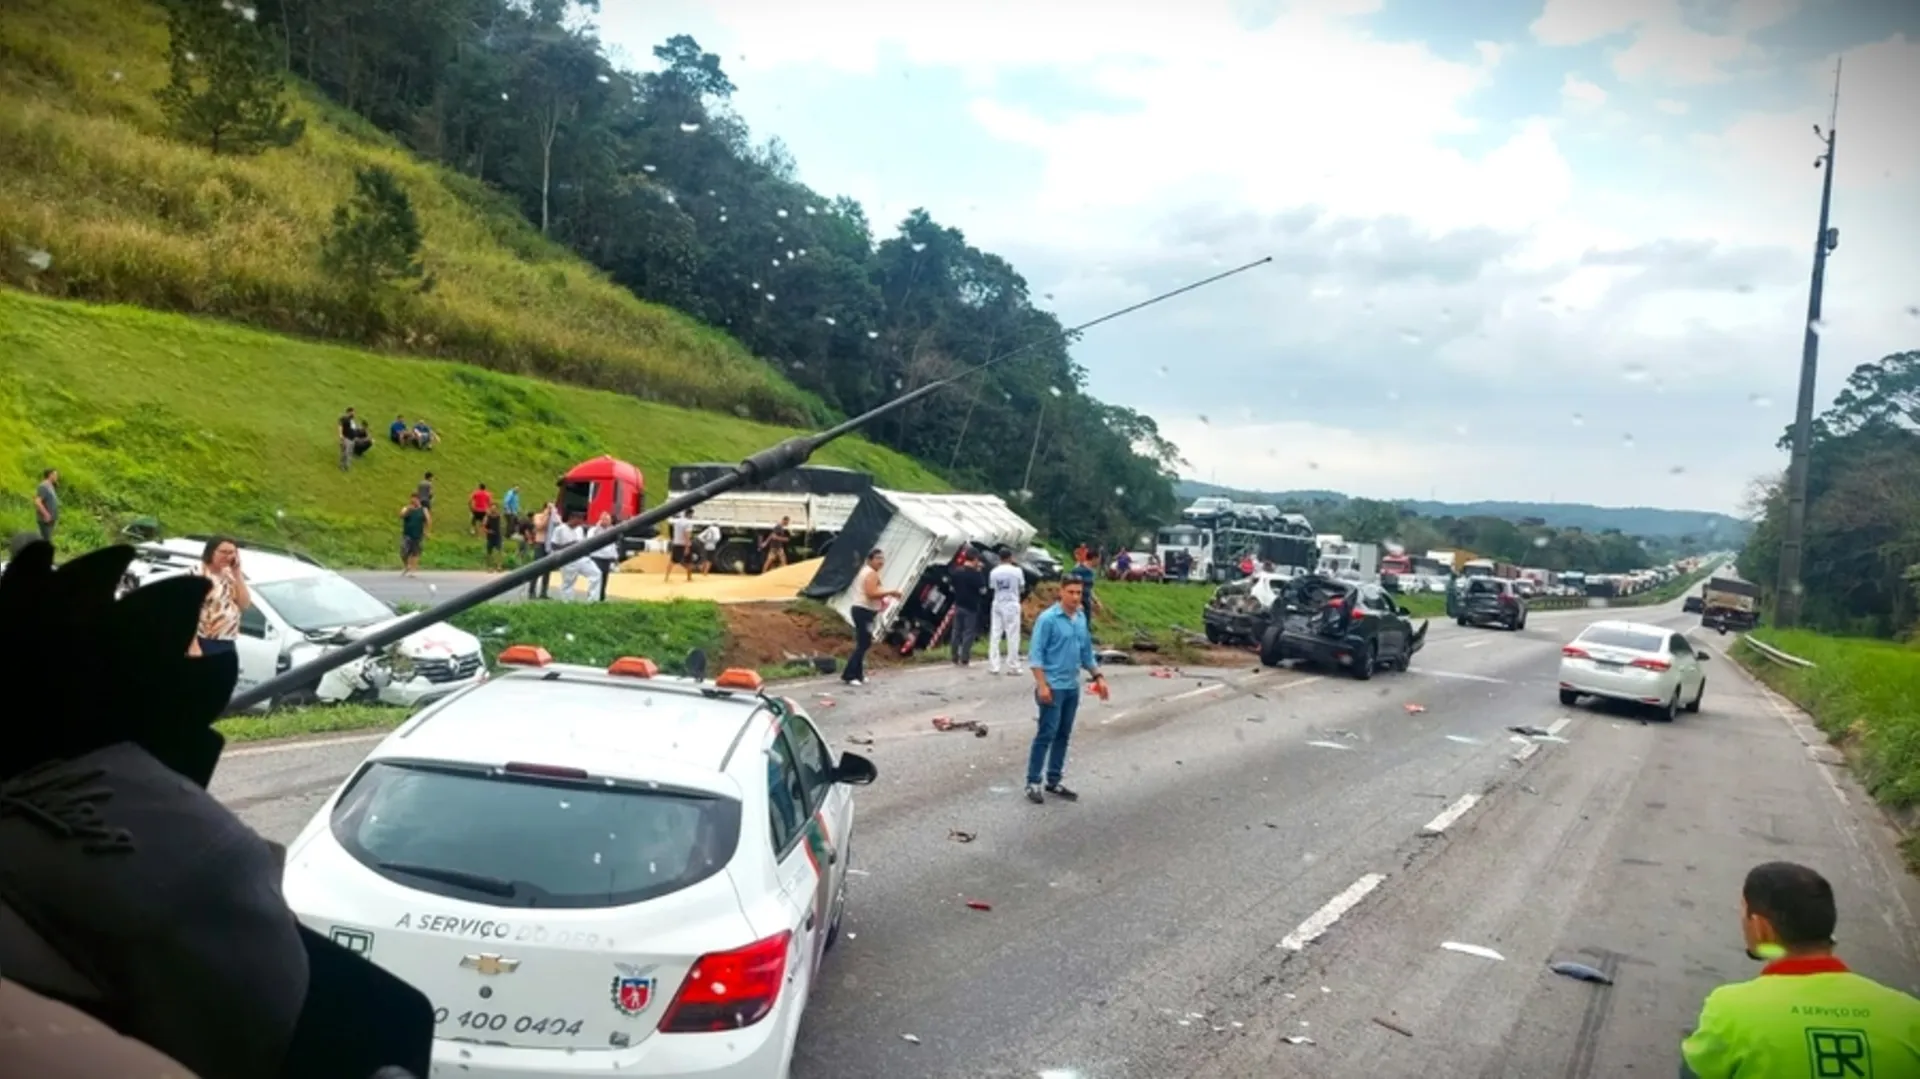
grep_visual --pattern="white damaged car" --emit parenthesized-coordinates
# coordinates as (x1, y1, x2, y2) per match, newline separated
(124, 537, 486, 711)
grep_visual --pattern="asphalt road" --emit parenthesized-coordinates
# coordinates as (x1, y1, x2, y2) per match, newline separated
(212, 596, 1920, 1078)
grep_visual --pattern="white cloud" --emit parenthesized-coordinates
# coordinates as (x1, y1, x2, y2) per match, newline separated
(1530, 0, 1803, 85)
(1654, 97, 1689, 114)
(1561, 73, 1609, 107)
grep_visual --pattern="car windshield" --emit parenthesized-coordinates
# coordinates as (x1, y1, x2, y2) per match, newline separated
(331, 761, 742, 909)
(254, 574, 396, 632)
(1467, 579, 1506, 595)
(1577, 626, 1665, 653)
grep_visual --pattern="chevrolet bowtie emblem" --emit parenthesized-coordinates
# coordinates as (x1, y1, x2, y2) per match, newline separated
(460, 953, 521, 976)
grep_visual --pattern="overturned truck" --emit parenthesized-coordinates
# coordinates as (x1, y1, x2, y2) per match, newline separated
(801, 489, 1038, 653)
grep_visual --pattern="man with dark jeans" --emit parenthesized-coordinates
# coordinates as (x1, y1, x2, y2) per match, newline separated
(842, 548, 900, 687)
(32, 468, 59, 543)
(1025, 577, 1104, 804)
(947, 553, 986, 666)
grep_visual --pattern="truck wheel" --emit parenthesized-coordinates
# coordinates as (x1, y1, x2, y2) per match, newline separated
(714, 538, 755, 574)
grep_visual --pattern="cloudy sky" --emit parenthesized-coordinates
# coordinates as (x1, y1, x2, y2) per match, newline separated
(595, 0, 1920, 514)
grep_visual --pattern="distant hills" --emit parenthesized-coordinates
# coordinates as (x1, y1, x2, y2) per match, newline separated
(1173, 480, 1752, 542)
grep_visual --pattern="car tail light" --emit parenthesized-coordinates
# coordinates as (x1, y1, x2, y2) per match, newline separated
(1561, 646, 1590, 659)
(1631, 657, 1671, 672)
(660, 931, 792, 1033)
(1499, 592, 1517, 606)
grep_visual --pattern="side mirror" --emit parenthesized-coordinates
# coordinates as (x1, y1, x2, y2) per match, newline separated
(1697, 652, 1712, 662)
(1397, 606, 1411, 617)
(833, 751, 878, 786)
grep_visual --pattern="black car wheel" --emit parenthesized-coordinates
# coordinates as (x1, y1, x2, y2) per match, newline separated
(1353, 642, 1376, 681)
(1259, 625, 1286, 668)
(1558, 688, 1579, 707)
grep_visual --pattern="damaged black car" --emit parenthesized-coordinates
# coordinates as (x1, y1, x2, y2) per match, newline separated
(1259, 574, 1428, 680)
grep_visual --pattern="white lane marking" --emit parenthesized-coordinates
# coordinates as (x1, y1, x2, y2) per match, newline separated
(1407, 668, 1508, 685)
(1512, 741, 1542, 764)
(1546, 716, 1572, 737)
(1421, 793, 1481, 835)
(1169, 683, 1227, 702)
(224, 732, 388, 758)
(1270, 675, 1325, 692)
(1460, 639, 1491, 650)
(1279, 873, 1388, 951)
(1306, 740, 1354, 751)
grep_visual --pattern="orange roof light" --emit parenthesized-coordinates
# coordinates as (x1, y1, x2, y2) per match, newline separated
(608, 656, 659, 679)
(498, 644, 553, 667)
(714, 668, 764, 692)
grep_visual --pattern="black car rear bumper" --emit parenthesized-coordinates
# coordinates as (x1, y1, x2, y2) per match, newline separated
(1270, 630, 1365, 668)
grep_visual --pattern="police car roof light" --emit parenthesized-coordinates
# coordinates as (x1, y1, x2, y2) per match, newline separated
(713, 668, 763, 692)
(607, 656, 659, 679)
(501, 762, 589, 780)
(498, 644, 552, 667)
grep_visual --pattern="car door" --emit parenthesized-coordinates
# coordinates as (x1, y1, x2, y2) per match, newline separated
(233, 600, 282, 699)
(1669, 634, 1703, 698)
(764, 727, 824, 1002)
(1361, 586, 1403, 657)
(782, 714, 850, 947)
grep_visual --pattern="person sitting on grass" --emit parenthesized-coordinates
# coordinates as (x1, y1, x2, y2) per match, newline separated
(412, 419, 437, 449)
(389, 414, 414, 446)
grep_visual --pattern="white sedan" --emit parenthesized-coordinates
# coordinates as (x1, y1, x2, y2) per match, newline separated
(281, 647, 877, 1078)
(1557, 619, 1709, 721)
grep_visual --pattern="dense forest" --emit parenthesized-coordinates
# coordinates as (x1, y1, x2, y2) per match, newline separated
(1276, 497, 1658, 574)
(240, 0, 1181, 542)
(1740, 349, 1920, 638)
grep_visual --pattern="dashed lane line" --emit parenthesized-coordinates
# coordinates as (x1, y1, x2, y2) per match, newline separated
(1420, 793, 1482, 836)
(1279, 872, 1389, 951)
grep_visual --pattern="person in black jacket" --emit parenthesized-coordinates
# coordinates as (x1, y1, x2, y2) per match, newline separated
(947, 551, 988, 666)
(0, 541, 433, 1079)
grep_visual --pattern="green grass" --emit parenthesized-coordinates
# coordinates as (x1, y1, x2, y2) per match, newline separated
(216, 701, 408, 742)
(1736, 629, 1920, 826)
(0, 0, 822, 425)
(448, 599, 728, 674)
(0, 290, 946, 565)
(1091, 580, 1216, 658)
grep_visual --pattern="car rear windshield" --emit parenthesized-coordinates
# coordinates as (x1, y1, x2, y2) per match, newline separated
(1466, 579, 1508, 594)
(331, 761, 742, 909)
(1576, 626, 1664, 652)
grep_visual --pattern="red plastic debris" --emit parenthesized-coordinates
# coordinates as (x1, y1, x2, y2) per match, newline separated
(1403, 703, 1427, 714)
(965, 899, 992, 911)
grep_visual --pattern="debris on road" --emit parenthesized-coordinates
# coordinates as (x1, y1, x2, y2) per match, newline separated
(947, 829, 976, 843)
(1403, 703, 1427, 714)
(1372, 1016, 1414, 1038)
(1245, 715, 1267, 723)
(1441, 942, 1506, 961)
(931, 716, 989, 737)
(901, 1034, 921, 1045)
(1149, 667, 1178, 679)
(1549, 960, 1614, 985)
(1283, 1036, 1315, 1046)
(846, 733, 875, 746)
(1508, 724, 1550, 737)
(964, 899, 992, 911)
(1306, 740, 1353, 751)
(1445, 734, 1483, 745)
(1328, 728, 1360, 741)
(1095, 648, 1133, 664)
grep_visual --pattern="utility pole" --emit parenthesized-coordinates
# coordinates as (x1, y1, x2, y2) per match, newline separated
(1775, 59, 1843, 629)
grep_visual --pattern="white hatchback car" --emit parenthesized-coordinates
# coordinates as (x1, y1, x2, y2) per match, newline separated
(1557, 619, 1709, 721)
(281, 648, 877, 1078)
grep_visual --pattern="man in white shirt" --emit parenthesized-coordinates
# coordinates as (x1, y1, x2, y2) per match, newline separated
(666, 511, 694, 581)
(549, 512, 601, 603)
(987, 548, 1027, 674)
(697, 523, 722, 575)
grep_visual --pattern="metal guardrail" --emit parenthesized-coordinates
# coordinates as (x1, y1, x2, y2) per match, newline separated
(1739, 634, 1817, 669)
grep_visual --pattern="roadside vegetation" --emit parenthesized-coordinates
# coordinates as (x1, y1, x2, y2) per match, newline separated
(1736, 630, 1920, 860)
(447, 599, 728, 673)
(215, 700, 407, 743)
(0, 290, 943, 566)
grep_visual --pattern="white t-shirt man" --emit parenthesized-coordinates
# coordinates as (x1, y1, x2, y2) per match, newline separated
(698, 525, 721, 553)
(988, 562, 1024, 609)
(670, 516, 693, 549)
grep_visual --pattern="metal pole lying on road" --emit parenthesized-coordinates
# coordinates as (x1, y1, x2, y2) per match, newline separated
(228, 256, 1275, 711)
(1775, 60, 1843, 630)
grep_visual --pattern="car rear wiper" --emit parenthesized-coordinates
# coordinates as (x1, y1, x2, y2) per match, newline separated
(378, 861, 520, 898)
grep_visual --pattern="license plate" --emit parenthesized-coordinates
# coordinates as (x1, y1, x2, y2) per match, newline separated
(1595, 659, 1624, 669)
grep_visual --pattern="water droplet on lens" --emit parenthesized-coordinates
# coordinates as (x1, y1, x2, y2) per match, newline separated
(1198, 414, 1211, 425)
(1113, 486, 1126, 496)
(642, 163, 657, 172)
(1809, 317, 1828, 335)
(1399, 328, 1422, 343)
(1669, 465, 1686, 475)
(776, 209, 789, 218)
(1453, 424, 1469, 437)
(867, 330, 880, 339)
(822, 316, 837, 326)
(1735, 283, 1755, 294)
(750, 281, 760, 290)
(1749, 393, 1771, 407)
(765, 293, 775, 301)
(911, 242, 927, 253)
(1017, 489, 1033, 500)
(1533, 536, 1550, 548)
(1049, 386, 1062, 397)
(1156, 365, 1169, 377)
(718, 214, 728, 223)
(735, 405, 750, 417)
(1538, 294, 1555, 305)
(771, 258, 781, 266)
(1386, 389, 1400, 401)
(1906, 304, 1919, 318)
(1306, 461, 1320, 471)
(19, 247, 52, 272)
(1622, 433, 1636, 448)
(679, 121, 700, 133)
(1571, 412, 1584, 425)
(1622, 363, 1649, 382)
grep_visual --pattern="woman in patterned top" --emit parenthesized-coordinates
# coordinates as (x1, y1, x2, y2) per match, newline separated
(188, 536, 251, 658)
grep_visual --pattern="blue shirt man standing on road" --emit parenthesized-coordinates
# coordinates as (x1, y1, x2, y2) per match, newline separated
(1026, 577, 1105, 805)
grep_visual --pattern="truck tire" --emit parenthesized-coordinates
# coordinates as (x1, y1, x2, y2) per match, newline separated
(714, 538, 755, 574)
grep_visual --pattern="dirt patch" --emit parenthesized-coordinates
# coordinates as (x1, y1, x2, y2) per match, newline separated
(719, 602, 848, 670)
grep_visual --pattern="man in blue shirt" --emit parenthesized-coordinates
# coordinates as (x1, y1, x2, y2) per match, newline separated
(1026, 577, 1105, 804)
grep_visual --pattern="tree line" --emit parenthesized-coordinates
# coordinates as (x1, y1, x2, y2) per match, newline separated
(1740, 349, 1920, 637)
(1288, 496, 1657, 574)
(158, 0, 1182, 543)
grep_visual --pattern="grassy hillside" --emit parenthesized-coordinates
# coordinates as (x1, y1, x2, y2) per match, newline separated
(0, 290, 944, 567)
(0, 0, 821, 425)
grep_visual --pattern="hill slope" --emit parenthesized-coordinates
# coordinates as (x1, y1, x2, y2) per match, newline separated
(0, 0, 820, 424)
(0, 290, 943, 567)
(1173, 480, 1751, 541)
